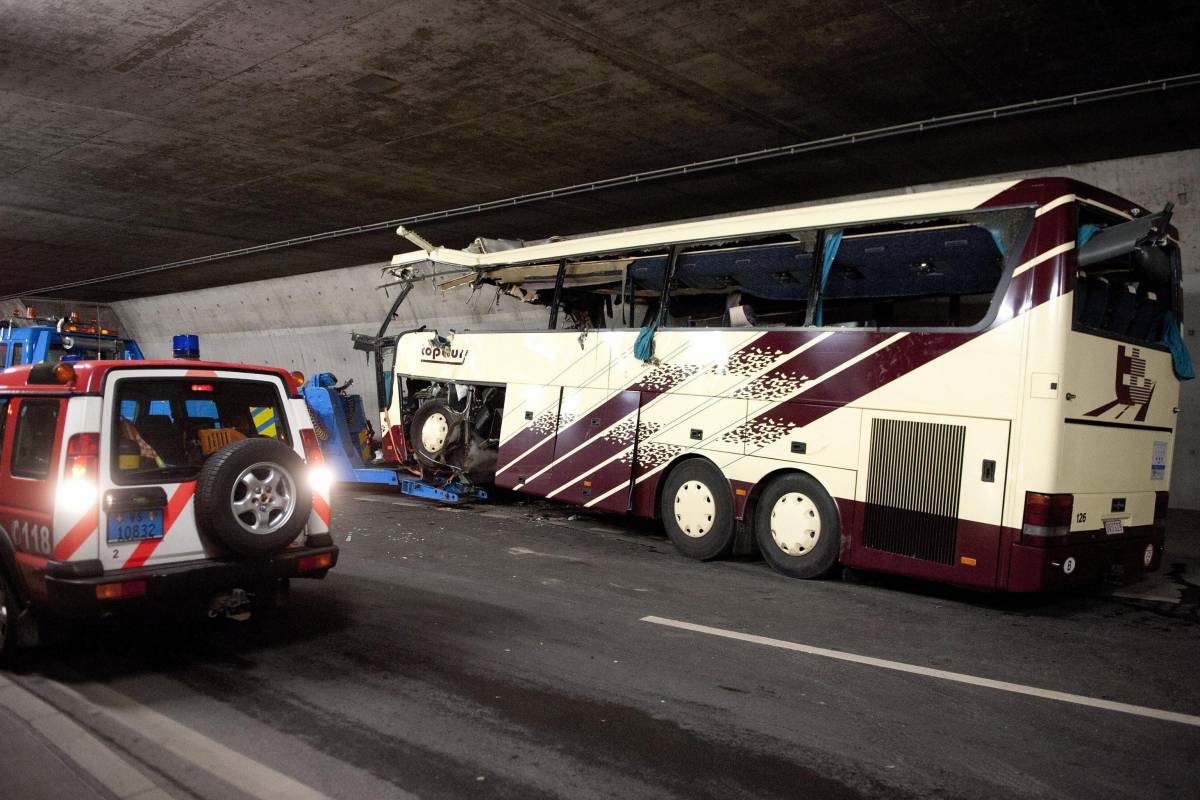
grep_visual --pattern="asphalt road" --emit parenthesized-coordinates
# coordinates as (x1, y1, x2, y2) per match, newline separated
(7, 487, 1200, 800)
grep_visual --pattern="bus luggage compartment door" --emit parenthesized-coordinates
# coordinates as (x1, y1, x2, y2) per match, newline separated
(546, 388, 641, 511)
(852, 411, 1010, 588)
(495, 384, 562, 492)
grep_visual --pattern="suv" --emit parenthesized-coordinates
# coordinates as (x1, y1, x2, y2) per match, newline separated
(0, 360, 338, 657)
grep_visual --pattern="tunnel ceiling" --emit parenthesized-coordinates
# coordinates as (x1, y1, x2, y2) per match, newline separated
(2, 1, 1200, 302)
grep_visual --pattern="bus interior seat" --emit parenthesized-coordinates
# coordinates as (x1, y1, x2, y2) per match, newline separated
(1079, 276, 1111, 329)
(725, 291, 757, 327)
(1072, 273, 1089, 324)
(728, 304, 757, 327)
(1128, 288, 1163, 342)
(1107, 283, 1139, 336)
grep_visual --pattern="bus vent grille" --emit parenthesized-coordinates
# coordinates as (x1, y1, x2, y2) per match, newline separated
(862, 418, 966, 565)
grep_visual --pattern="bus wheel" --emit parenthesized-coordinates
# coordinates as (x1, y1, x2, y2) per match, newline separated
(754, 473, 840, 579)
(660, 460, 735, 561)
(411, 400, 460, 470)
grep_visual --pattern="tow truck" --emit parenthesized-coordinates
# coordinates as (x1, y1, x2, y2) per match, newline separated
(0, 307, 144, 368)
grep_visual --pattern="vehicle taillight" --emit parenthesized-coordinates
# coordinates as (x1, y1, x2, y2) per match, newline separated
(1022, 492, 1073, 539)
(1154, 491, 1169, 528)
(66, 433, 100, 480)
(299, 428, 323, 464)
(297, 553, 334, 572)
(96, 580, 147, 601)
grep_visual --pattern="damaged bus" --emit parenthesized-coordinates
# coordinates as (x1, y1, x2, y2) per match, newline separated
(377, 177, 1188, 592)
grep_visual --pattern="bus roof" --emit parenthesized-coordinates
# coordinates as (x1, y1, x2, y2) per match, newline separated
(390, 177, 1150, 284)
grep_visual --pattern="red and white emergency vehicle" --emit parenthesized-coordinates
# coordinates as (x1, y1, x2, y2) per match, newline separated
(0, 359, 338, 658)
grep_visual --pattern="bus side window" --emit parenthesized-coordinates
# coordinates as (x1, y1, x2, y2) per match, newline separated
(664, 232, 817, 328)
(819, 208, 1027, 329)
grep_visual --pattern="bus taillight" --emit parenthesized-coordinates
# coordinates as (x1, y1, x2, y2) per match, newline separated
(1022, 492, 1073, 539)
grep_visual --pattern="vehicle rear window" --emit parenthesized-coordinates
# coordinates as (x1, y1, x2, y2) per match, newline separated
(11, 399, 61, 479)
(113, 378, 290, 484)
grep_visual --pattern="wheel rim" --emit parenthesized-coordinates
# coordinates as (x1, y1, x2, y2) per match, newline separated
(770, 492, 822, 556)
(230, 462, 298, 535)
(420, 412, 449, 454)
(674, 480, 716, 538)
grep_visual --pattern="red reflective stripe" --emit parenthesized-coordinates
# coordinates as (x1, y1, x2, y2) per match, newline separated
(16, 552, 49, 567)
(53, 504, 98, 561)
(312, 493, 331, 526)
(123, 482, 196, 569)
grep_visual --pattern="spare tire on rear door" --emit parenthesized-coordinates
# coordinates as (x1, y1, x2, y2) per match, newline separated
(194, 438, 312, 557)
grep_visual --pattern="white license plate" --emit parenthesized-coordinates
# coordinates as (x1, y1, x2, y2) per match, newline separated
(1103, 518, 1125, 536)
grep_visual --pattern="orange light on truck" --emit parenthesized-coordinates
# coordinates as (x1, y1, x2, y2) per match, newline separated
(96, 580, 147, 601)
(52, 362, 75, 383)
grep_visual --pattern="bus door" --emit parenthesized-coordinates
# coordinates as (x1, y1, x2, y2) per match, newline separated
(495, 384, 562, 492)
(852, 410, 1010, 588)
(548, 388, 641, 511)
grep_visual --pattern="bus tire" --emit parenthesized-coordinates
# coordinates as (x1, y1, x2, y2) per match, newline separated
(0, 569, 18, 664)
(659, 459, 735, 561)
(410, 400, 461, 471)
(754, 473, 840, 579)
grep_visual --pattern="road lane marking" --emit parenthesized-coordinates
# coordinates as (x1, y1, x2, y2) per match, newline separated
(35, 679, 333, 800)
(0, 681, 163, 799)
(641, 616, 1200, 728)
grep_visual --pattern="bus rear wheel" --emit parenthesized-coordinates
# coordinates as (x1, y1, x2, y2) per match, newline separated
(754, 473, 840, 579)
(660, 459, 735, 561)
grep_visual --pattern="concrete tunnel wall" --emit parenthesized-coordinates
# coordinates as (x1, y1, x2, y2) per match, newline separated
(110, 147, 1200, 506)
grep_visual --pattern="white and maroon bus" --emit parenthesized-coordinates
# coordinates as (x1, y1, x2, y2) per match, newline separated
(380, 177, 1186, 592)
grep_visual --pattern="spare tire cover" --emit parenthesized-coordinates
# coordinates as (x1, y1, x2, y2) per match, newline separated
(194, 438, 313, 557)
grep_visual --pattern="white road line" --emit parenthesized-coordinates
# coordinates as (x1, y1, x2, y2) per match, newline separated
(0, 680, 166, 799)
(641, 616, 1200, 728)
(42, 680, 333, 800)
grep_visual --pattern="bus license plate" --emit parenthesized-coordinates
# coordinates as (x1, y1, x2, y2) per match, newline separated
(108, 509, 164, 543)
(1103, 518, 1124, 536)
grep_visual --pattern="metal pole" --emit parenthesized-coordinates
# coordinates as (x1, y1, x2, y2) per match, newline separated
(547, 259, 568, 330)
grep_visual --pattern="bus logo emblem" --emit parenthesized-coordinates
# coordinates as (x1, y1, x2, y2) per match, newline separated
(420, 345, 468, 365)
(1085, 345, 1155, 422)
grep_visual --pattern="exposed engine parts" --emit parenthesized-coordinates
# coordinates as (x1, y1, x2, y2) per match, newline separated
(401, 380, 503, 485)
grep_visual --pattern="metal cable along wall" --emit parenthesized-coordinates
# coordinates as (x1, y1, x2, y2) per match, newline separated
(5, 72, 1198, 304)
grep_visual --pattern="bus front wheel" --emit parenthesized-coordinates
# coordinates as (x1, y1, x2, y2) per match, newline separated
(659, 459, 735, 561)
(754, 473, 840, 579)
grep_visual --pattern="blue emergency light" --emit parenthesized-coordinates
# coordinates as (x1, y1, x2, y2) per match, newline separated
(172, 334, 200, 360)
